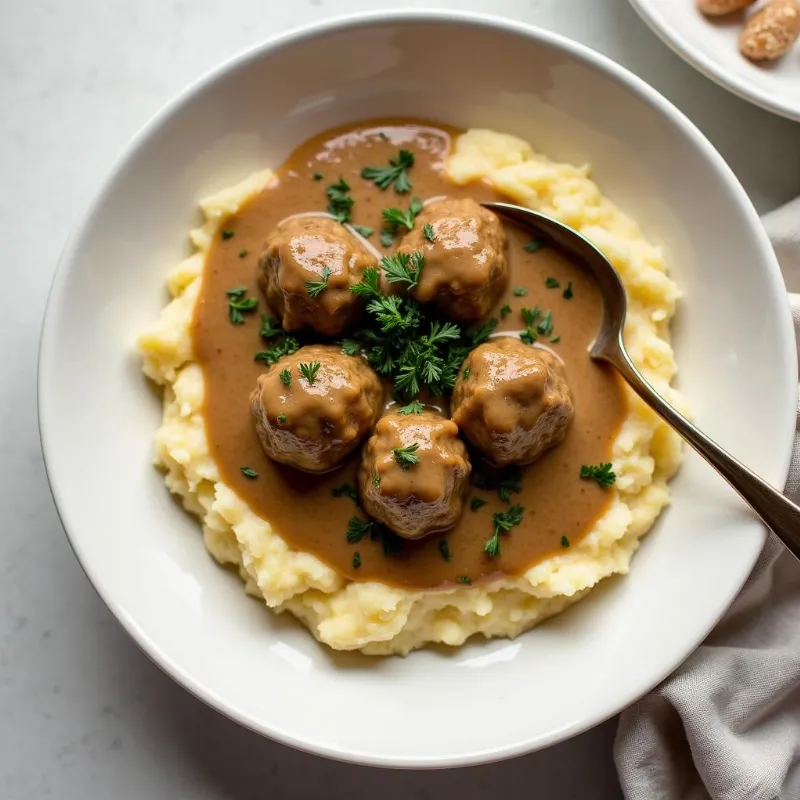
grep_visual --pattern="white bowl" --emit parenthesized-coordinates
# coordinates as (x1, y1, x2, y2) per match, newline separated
(629, 0, 800, 122)
(39, 10, 796, 767)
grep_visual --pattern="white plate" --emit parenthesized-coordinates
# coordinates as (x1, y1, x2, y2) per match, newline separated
(629, 0, 800, 121)
(38, 10, 796, 767)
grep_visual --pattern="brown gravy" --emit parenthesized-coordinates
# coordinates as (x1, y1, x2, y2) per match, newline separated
(191, 120, 627, 589)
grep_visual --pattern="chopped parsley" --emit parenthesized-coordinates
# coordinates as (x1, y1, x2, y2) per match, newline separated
(279, 369, 292, 387)
(523, 238, 543, 253)
(537, 310, 554, 337)
(470, 497, 487, 512)
(422, 223, 436, 242)
(332, 484, 358, 503)
(397, 399, 425, 415)
(277, 413, 288, 424)
(372, 474, 381, 488)
(352, 225, 374, 238)
(312, 172, 324, 181)
(579, 462, 616, 488)
(326, 177, 354, 223)
(456, 576, 472, 585)
(379, 229, 394, 248)
(473, 464, 521, 504)
(382, 196, 423, 232)
(381, 251, 424, 289)
(500, 304, 512, 319)
(240, 466, 258, 479)
(349, 517, 404, 557)
(377, 527, 404, 557)
(550, 335, 561, 344)
(520, 305, 540, 345)
(254, 336, 300, 365)
(545, 276, 560, 288)
(349, 266, 381, 298)
(468, 318, 499, 347)
(226, 286, 258, 324)
(345, 267, 494, 397)
(512, 286, 528, 297)
(238, 248, 248, 258)
(439, 539, 451, 562)
(221, 229, 235, 240)
(299, 361, 321, 385)
(378, 132, 389, 141)
(361, 149, 414, 193)
(561, 535, 570, 549)
(346, 516, 372, 544)
(563, 282, 574, 300)
(352, 552, 362, 569)
(393, 443, 420, 470)
(484, 505, 524, 558)
(304, 266, 332, 298)
(259, 315, 283, 340)
(462, 366, 471, 380)
(340, 339, 361, 357)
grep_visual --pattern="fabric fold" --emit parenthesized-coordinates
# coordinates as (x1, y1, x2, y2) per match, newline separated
(615, 201, 800, 800)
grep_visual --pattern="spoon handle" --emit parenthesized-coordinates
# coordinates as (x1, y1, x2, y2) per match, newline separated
(607, 346, 800, 560)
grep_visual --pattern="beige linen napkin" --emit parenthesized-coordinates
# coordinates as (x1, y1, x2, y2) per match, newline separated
(614, 200, 800, 800)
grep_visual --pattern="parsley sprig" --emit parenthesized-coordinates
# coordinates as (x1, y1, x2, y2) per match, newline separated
(484, 505, 524, 558)
(344, 263, 498, 398)
(520, 306, 555, 343)
(326, 177, 354, 223)
(299, 361, 321, 385)
(393, 443, 420, 470)
(383, 197, 423, 232)
(254, 337, 299, 366)
(397, 399, 424, 415)
(381, 251, 424, 290)
(473, 464, 521, 504)
(361, 149, 414, 193)
(346, 516, 372, 543)
(345, 516, 403, 556)
(259, 315, 283, 340)
(332, 484, 359, 503)
(304, 266, 332, 298)
(226, 286, 258, 325)
(579, 462, 616, 488)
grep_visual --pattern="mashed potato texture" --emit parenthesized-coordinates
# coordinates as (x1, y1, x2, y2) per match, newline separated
(138, 130, 684, 656)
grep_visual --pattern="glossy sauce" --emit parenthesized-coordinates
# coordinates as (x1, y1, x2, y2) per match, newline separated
(192, 120, 627, 589)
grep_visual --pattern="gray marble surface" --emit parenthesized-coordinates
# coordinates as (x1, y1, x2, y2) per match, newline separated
(2, 0, 798, 797)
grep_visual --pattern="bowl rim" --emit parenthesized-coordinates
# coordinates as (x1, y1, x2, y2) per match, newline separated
(38, 7, 798, 768)
(627, 0, 800, 123)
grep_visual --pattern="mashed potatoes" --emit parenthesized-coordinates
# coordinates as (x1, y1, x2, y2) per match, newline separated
(138, 130, 684, 656)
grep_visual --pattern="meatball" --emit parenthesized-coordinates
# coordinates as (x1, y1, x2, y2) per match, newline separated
(394, 198, 508, 321)
(358, 410, 471, 540)
(259, 216, 376, 336)
(451, 337, 573, 466)
(250, 344, 384, 473)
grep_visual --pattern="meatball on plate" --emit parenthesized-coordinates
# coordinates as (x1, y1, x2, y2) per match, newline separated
(358, 410, 471, 539)
(251, 344, 383, 473)
(452, 337, 574, 466)
(395, 197, 508, 321)
(259, 216, 376, 336)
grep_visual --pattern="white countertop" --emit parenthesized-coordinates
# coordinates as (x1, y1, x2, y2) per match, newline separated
(2, 0, 798, 797)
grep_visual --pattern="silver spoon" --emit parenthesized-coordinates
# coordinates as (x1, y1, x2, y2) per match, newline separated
(484, 201, 800, 560)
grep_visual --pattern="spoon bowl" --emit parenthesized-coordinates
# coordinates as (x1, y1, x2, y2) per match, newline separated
(484, 200, 800, 561)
